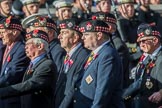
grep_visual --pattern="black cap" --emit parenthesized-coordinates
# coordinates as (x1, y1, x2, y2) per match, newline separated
(0, 16, 23, 31)
(91, 12, 117, 25)
(22, 15, 57, 32)
(79, 20, 110, 34)
(137, 23, 161, 42)
(137, 23, 161, 37)
(59, 18, 80, 33)
(26, 29, 49, 42)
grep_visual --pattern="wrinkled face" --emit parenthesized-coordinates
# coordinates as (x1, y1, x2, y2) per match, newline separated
(138, 37, 156, 54)
(25, 39, 39, 59)
(0, 29, 14, 45)
(97, 0, 111, 13)
(23, 3, 39, 17)
(120, 3, 135, 18)
(79, 0, 92, 10)
(0, 0, 12, 16)
(57, 7, 72, 20)
(58, 29, 75, 51)
(82, 32, 98, 50)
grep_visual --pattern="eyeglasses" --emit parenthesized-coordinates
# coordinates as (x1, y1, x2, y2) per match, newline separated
(138, 39, 153, 44)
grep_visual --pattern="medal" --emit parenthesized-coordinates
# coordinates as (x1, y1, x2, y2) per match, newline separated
(145, 79, 153, 89)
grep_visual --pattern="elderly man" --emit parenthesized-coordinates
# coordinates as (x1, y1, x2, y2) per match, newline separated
(22, 14, 66, 80)
(0, 16, 30, 108)
(71, 20, 125, 108)
(56, 18, 90, 108)
(91, 12, 130, 88)
(129, 23, 162, 108)
(21, 0, 40, 17)
(0, 29, 56, 108)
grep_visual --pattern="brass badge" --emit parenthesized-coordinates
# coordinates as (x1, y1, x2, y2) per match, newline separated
(145, 79, 153, 89)
(85, 75, 93, 84)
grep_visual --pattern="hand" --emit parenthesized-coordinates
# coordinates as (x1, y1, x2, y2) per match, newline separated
(148, 92, 162, 103)
(158, 106, 162, 108)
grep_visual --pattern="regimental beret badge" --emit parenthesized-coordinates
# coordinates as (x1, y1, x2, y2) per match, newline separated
(145, 29, 151, 35)
(33, 29, 39, 37)
(4, 16, 12, 28)
(86, 22, 93, 31)
(99, 14, 105, 21)
(67, 22, 73, 28)
(37, 17, 47, 26)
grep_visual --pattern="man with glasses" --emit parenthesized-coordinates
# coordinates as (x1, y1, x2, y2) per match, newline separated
(129, 23, 162, 108)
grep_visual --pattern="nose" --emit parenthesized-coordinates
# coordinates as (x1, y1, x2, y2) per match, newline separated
(81, 35, 85, 40)
(58, 34, 62, 39)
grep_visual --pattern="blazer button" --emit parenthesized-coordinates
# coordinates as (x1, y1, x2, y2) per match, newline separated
(75, 88, 77, 91)
(73, 100, 76, 103)
(34, 92, 38, 95)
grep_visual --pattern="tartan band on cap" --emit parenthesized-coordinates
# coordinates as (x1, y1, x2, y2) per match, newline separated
(26, 29, 49, 42)
(22, 14, 57, 33)
(27, 16, 57, 32)
(0, 16, 23, 31)
(137, 23, 161, 37)
(79, 26, 109, 33)
(91, 12, 117, 24)
(79, 20, 110, 34)
(138, 31, 161, 37)
(59, 18, 80, 32)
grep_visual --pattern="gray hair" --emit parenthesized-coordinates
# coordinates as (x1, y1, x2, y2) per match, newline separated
(28, 38, 49, 51)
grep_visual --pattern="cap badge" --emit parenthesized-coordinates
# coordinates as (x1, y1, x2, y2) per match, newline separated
(5, 16, 12, 28)
(33, 29, 39, 37)
(99, 14, 105, 20)
(38, 17, 47, 26)
(67, 22, 73, 28)
(86, 22, 93, 30)
(145, 29, 151, 35)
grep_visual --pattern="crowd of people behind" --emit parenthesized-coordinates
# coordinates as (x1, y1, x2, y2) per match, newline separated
(0, 0, 162, 108)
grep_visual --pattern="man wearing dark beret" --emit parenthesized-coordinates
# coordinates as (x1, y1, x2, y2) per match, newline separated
(91, 12, 130, 88)
(129, 23, 162, 108)
(0, 16, 30, 108)
(56, 18, 90, 108)
(22, 15, 66, 86)
(71, 20, 125, 108)
(0, 29, 56, 108)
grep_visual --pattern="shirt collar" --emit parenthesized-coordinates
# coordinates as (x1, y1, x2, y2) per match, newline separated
(31, 53, 46, 66)
(68, 43, 82, 58)
(150, 46, 162, 59)
(93, 40, 110, 55)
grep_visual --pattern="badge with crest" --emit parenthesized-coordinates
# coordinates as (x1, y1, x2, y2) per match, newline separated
(86, 22, 93, 31)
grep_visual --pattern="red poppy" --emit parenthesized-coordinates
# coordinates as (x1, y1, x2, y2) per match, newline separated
(149, 62, 155, 68)
(7, 55, 11, 62)
(92, 16, 97, 20)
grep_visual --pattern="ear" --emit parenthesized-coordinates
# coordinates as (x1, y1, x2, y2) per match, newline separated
(22, 6, 26, 13)
(153, 37, 159, 44)
(96, 32, 103, 40)
(73, 33, 80, 43)
(55, 11, 59, 17)
(96, 4, 101, 11)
